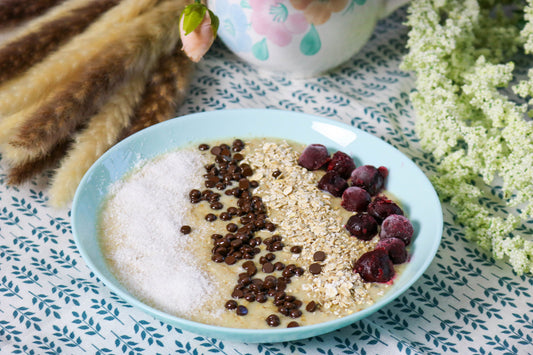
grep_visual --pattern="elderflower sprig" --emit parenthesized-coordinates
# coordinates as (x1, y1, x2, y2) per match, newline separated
(401, 0, 533, 274)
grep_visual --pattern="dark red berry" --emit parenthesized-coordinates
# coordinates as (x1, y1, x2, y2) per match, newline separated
(350, 165, 388, 196)
(341, 186, 371, 212)
(345, 213, 378, 240)
(367, 196, 403, 223)
(376, 237, 408, 264)
(298, 144, 330, 170)
(327, 151, 356, 178)
(317, 171, 348, 197)
(354, 249, 395, 282)
(380, 214, 414, 246)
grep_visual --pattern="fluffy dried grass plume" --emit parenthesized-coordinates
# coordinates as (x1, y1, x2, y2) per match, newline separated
(4, 0, 187, 165)
(0, 0, 120, 85)
(0, 0, 65, 29)
(0, 0, 160, 118)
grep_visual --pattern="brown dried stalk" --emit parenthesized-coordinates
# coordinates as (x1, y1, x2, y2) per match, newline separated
(0, 0, 120, 85)
(0, 0, 65, 29)
(8, 0, 187, 162)
(7, 140, 70, 185)
(49, 73, 149, 207)
(48, 44, 194, 207)
(0, 0, 160, 117)
(121, 46, 194, 138)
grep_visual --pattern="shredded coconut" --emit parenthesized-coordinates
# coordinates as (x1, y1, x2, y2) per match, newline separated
(99, 148, 218, 317)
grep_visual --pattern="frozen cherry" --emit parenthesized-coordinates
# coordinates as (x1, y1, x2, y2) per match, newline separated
(327, 151, 356, 179)
(376, 237, 408, 264)
(354, 249, 395, 283)
(380, 214, 414, 246)
(341, 186, 371, 212)
(350, 165, 388, 196)
(317, 171, 348, 197)
(368, 196, 403, 223)
(298, 144, 330, 170)
(345, 213, 378, 240)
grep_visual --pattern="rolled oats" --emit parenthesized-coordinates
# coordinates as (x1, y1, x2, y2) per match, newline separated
(244, 141, 381, 314)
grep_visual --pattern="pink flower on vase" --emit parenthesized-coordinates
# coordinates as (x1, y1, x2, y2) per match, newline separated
(249, 0, 309, 47)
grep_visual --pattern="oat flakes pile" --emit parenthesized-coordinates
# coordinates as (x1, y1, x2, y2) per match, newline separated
(244, 141, 381, 314)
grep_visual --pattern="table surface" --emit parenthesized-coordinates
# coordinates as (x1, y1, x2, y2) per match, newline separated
(1, 7, 532, 355)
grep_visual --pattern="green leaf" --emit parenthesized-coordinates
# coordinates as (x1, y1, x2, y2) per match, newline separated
(180, 4, 207, 35)
(208, 9, 219, 37)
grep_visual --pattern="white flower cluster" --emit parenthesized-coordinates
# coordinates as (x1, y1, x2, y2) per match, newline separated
(401, 0, 533, 274)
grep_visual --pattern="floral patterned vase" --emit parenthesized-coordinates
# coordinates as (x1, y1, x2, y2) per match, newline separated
(208, 0, 410, 77)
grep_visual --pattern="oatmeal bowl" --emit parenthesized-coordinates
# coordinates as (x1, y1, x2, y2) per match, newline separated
(72, 108, 443, 343)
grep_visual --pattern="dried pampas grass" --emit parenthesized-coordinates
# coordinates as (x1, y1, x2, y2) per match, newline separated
(0, 0, 65, 29)
(7, 141, 71, 186)
(49, 74, 148, 207)
(0, 0, 195, 206)
(5, 0, 186, 164)
(48, 44, 194, 207)
(122, 46, 194, 137)
(0, 0, 120, 85)
(0, 0, 160, 117)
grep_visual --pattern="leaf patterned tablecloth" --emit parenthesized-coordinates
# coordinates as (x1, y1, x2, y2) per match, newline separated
(1, 7, 532, 355)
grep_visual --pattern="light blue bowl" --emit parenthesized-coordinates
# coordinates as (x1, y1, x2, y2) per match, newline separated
(72, 108, 443, 343)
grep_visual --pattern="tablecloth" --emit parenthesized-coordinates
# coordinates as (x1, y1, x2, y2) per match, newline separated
(1, 6, 532, 355)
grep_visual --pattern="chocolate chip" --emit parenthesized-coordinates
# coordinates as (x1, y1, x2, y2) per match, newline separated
(211, 254, 224, 263)
(289, 309, 302, 318)
(205, 213, 217, 222)
(236, 305, 248, 316)
(238, 178, 250, 190)
(265, 222, 276, 232)
(313, 251, 326, 261)
(263, 253, 274, 262)
(306, 301, 317, 312)
(210, 202, 224, 210)
(256, 293, 268, 303)
(189, 189, 201, 200)
(225, 300, 237, 310)
(272, 169, 282, 178)
(263, 275, 277, 289)
(225, 255, 236, 265)
(198, 143, 210, 151)
(274, 262, 285, 271)
(226, 223, 238, 232)
(231, 288, 244, 298)
(210, 146, 222, 156)
(281, 268, 294, 278)
(309, 263, 322, 275)
(266, 314, 280, 327)
(287, 321, 299, 328)
(180, 225, 191, 234)
(220, 212, 232, 221)
(262, 262, 275, 273)
(290, 245, 302, 254)
(242, 261, 257, 276)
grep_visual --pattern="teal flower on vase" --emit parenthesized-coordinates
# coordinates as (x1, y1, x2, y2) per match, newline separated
(215, 0, 252, 52)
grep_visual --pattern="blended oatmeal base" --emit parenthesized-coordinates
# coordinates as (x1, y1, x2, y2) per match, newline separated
(99, 138, 400, 329)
